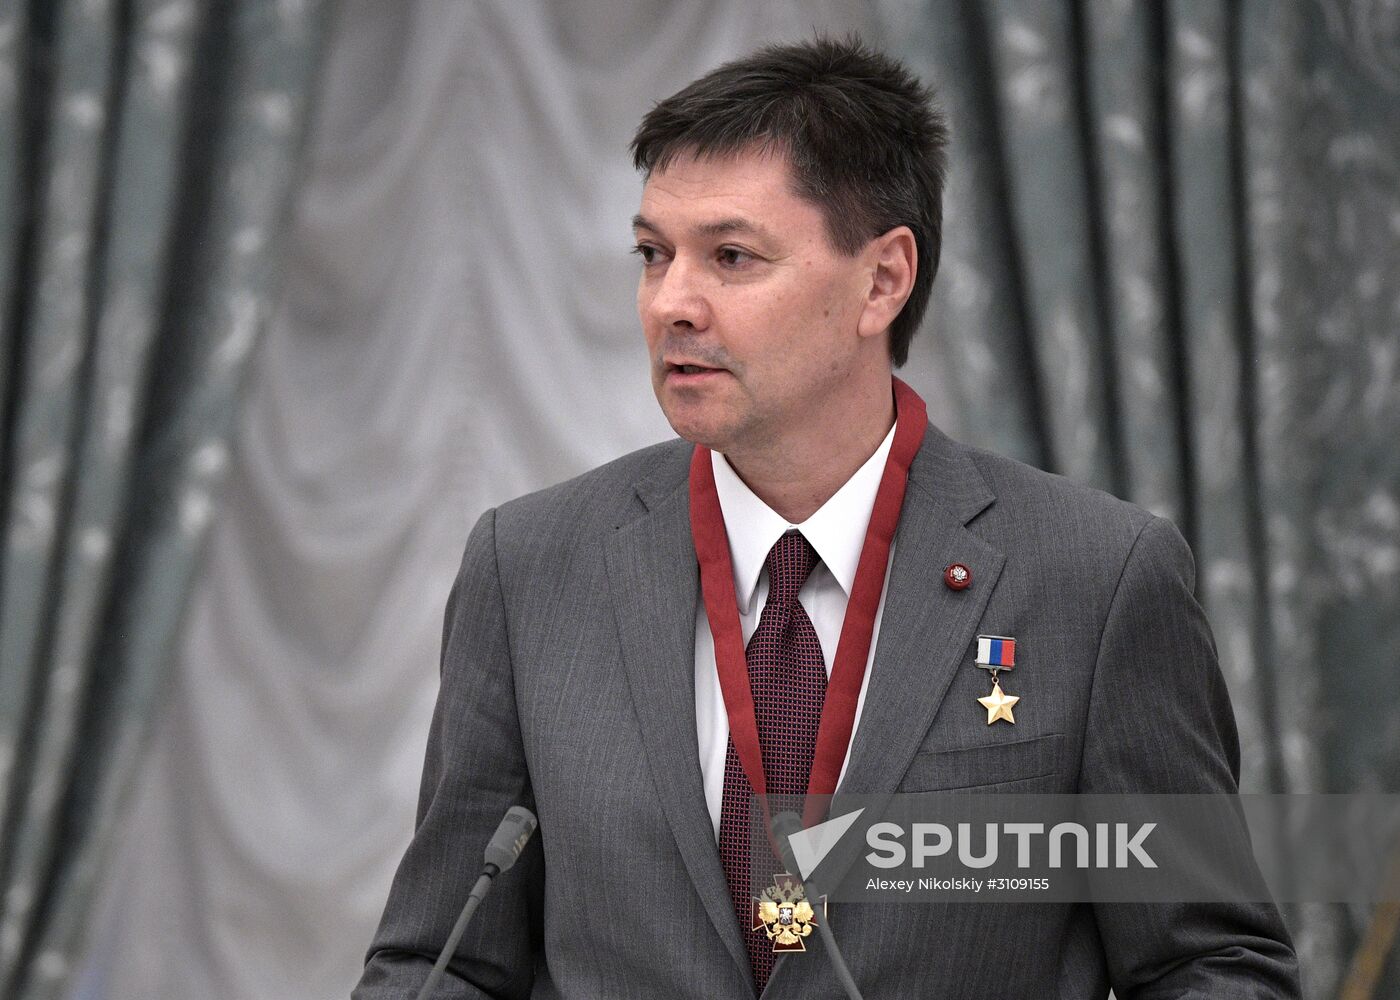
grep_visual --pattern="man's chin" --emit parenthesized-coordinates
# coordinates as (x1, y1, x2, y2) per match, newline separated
(666, 421, 729, 452)
(657, 403, 738, 453)
(653, 377, 760, 449)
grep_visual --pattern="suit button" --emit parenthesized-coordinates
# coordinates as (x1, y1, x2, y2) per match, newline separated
(944, 563, 972, 590)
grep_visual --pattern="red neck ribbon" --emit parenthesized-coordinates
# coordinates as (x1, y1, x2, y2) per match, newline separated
(689, 378, 928, 823)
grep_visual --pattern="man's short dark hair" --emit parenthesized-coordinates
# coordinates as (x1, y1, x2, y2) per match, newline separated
(630, 35, 948, 367)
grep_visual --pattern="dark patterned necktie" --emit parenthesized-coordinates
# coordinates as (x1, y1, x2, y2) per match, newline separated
(718, 530, 826, 993)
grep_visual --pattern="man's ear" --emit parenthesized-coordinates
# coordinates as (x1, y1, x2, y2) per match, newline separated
(857, 226, 917, 341)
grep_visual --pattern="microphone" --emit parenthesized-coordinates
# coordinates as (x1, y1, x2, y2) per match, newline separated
(771, 811, 864, 1000)
(484, 805, 538, 872)
(415, 806, 539, 1000)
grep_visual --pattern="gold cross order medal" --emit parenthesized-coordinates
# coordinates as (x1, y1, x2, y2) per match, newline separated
(978, 678, 1019, 725)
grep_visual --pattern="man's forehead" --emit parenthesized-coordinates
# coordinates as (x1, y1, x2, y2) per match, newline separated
(648, 142, 799, 185)
(633, 149, 810, 237)
(631, 212, 774, 240)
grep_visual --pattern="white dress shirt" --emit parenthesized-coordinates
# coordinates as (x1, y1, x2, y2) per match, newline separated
(694, 426, 898, 839)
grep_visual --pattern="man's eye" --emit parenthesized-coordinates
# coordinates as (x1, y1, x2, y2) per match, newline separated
(717, 247, 753, 267)
(632, 243, 662, 265)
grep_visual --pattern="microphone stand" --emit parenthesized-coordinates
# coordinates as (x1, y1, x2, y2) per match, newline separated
(414, 867, 498, 1000)
(415, 806, 538, 1000)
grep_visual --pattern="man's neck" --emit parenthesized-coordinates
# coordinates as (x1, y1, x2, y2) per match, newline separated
(723, 396, 896, 524)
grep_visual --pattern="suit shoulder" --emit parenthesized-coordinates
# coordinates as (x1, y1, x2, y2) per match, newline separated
(960, 442, 1167, 566)
(942, 442, 1198, 635)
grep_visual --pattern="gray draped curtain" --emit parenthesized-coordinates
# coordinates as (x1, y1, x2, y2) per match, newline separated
(890, 1, 1400, 994)
(0, 1, 325, 997)
(0, 1, 1387, 999)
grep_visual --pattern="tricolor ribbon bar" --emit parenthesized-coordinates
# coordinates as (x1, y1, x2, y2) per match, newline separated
(975, 635, 1016, 670)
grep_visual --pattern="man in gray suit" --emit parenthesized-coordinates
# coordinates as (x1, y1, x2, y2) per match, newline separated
(356, 37, 1299, 999)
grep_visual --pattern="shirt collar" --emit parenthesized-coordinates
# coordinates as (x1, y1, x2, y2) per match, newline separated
(711, 423, 897, 614)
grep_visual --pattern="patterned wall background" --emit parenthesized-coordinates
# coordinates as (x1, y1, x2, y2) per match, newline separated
(0, 2, 1395, 998)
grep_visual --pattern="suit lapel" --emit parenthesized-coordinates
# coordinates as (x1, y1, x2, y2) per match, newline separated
(604, 455, 751, 976)
(780, 428, 1005, 954)
(839, 479, 1004, 798)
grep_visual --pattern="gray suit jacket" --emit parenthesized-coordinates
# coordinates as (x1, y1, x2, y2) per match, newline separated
(355, 426, 1299, 999)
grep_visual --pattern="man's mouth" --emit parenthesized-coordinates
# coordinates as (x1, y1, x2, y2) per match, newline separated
(666, 361, 726, 376)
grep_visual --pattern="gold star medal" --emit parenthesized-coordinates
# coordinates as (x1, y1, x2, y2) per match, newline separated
(974, 635, 1019, 725)
(978, 679, 1019, 724)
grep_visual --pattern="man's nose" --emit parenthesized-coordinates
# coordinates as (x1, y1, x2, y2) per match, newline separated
(645, 256, 710, 331)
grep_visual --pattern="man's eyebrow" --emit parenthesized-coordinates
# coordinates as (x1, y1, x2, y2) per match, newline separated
(694, 217, 771, 239)
(631, 214, 774, 242)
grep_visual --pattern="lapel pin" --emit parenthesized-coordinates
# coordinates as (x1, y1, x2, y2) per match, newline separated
(943, 563, 971, 590)
(974, 634, 1019, 725)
